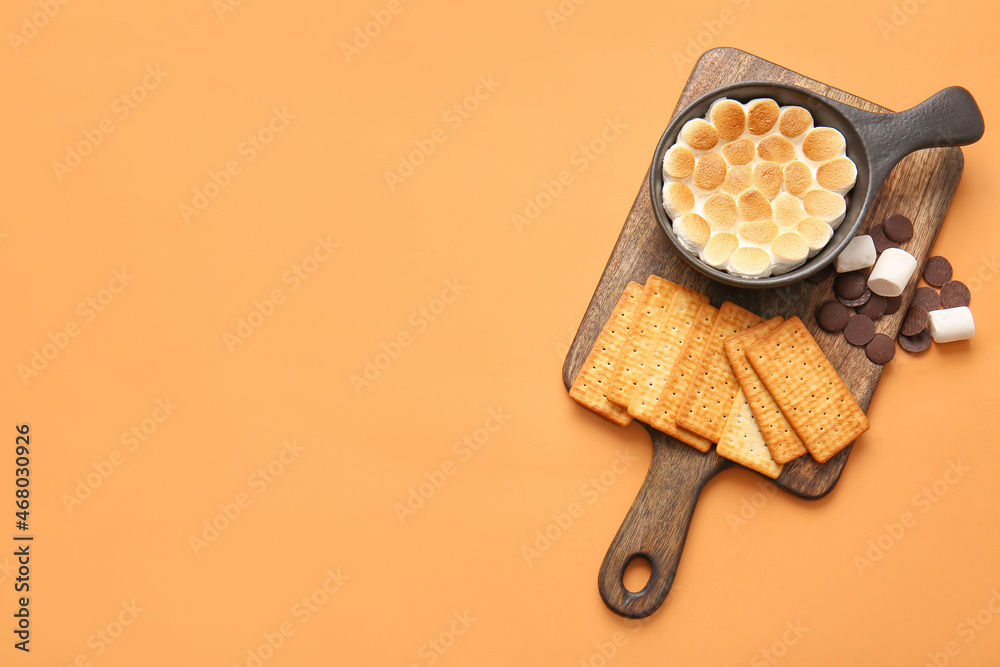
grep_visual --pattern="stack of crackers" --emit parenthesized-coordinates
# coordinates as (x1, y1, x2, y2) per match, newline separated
(569, 275, 869, 478)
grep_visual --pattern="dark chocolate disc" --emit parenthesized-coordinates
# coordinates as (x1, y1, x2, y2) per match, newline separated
(883, 213, 913, 242)
(856, 293, 887, 319)
(837, 288, 871, 308)
(901, 305, 929, 336)
(870, 224, 897, 253)
(834, 271, 868, 300)
(844, 314, 876, 346)
(865, 333, 896, 364)
(816, 300, 850, 332)
(898, 329, 932, 353)
(923, 256, 953, 287)
(912, 286, 941, 312)
(940, 280, 971, 308)
(884, 295, 904, 315)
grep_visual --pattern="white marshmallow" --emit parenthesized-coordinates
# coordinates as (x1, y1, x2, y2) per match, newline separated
(867, 247, 918, 297)
(835, 235, 877, 272)
(928, 306, 975, 343)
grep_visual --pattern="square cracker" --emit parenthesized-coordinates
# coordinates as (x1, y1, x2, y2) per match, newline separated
(716, 388, 783, 479)
(649, 302, 718, 452)
(746, 316, 870, 463)
(676, 302, 764, 443)
(607, 276, 707, 408)
(724, 317, 808, 465)
(627, 290, 708, 425)
(569, 282, 644, 425)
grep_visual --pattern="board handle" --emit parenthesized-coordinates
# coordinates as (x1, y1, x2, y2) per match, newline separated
(598, 430, 726, 618)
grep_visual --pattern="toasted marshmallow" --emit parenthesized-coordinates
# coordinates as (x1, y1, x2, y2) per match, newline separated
(710, 99, 746, 141)
(835, 235, 877, 272)
(746, 99, 779, 135)
(868, 247, 917, 297)
(729, 246, 772, 278)
(673, 212, 712, 253)
(663, 144, 695, 179)
(703, 193, 739, 229)
(783, 161, 812, 196)
(680, 118, 719, 150)
(756, 135, 796, 164)
(778, 106, 812, 138)
(737, 189, 772, 221)
(702, 232, 739, 269)
(659, 97, 856, 278)
(803, 188, 847, 227)
(772, 192, 807, 228)
(693, 152, 727, 190)
(752, 162, 783, 198)
(802, 127, 847, 162)
(928, 306, 975, 343)
(738, 220, 779, 245)
(662, 182, 695, 218)
(796, 216, 833, 257)
(816, 157, 857, 194)
(722, 165, 752, 195)
(771, 232, 809, 275)
(722, 138, 755, 165)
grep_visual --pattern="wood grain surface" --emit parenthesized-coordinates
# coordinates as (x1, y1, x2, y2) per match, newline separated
(561, 47, 964, 618)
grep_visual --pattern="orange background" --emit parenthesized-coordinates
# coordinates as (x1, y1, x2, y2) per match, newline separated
(2, 0, 999, 665)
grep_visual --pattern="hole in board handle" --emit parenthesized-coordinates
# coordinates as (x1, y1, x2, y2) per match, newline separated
(623, 555, 653, 594)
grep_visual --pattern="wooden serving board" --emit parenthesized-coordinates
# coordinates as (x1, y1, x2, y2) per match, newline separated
(561, 48, 964, 617)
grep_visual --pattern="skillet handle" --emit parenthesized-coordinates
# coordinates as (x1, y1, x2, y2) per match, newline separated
(598, 430, 727, 618)
(843, 87, 984, 184)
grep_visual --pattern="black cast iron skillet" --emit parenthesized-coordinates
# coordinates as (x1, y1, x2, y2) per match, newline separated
(649, 82, 984, 288)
